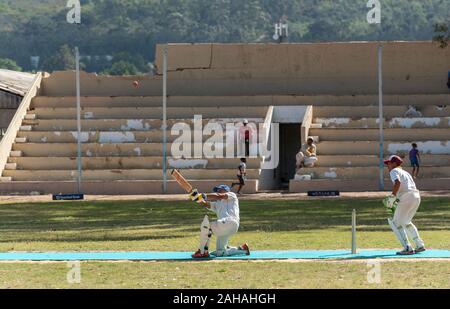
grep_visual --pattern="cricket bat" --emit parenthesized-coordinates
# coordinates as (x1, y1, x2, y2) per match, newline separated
(171, 169, 193, 193)
(171, 169, 206, 203)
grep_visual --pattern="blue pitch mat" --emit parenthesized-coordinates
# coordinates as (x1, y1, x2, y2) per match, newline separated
(0, 249, 449, 261)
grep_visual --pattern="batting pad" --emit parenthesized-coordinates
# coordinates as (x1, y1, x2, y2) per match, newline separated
(0, 250, 450, 261)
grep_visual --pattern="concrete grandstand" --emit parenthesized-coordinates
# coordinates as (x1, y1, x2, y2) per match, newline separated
(0, 41, 449, 194)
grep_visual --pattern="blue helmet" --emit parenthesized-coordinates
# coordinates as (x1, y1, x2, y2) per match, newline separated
(213, 185, 231, 193)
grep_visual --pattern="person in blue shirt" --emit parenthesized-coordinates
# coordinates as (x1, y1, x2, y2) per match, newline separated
(409, 143, 420, 179)
(447, 71, 450, 90)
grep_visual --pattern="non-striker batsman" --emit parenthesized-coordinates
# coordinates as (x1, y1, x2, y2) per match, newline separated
(383, 155, 426, 255)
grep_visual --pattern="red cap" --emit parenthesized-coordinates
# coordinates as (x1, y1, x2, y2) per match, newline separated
(384, 155, 403, 165)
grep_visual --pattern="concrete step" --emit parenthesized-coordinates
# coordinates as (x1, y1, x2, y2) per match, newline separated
(289, 178, 450, 193)
(15, 137, 27, 143)
(310, 128, 450, 141)
(12, 142, 256, 157)
(31, 96, 162, 108)
(30, 95, 450, 108)
(297, 167, 450, 180)
(317, 141, 450, 155)
(31, 96, 276, 108)
(0, 179, 258, 194)
(314, 105, 450, 118)
(3, 169, 261, 181)
(314, 117, 450, 128)
(10, 151, 22, 157)
(30, 106, 268, 119)
(10, 142, 258, 158)
(24, 114, 36, 120)
(21, 118, 264, 131)
(314, 155, 450, 167)
(8, 157, 261, 170)
(4, 163, 17, 170)
(17, 130, 238, 143)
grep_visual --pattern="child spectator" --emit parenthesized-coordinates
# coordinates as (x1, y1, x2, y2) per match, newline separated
(231, 158, 246, 194)
(409, 143, 420, 179)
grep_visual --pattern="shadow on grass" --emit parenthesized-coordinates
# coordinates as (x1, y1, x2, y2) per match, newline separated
(0, 198, 449, 243)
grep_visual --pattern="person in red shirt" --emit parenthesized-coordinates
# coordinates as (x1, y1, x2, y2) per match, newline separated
(243, 119, 251, 157)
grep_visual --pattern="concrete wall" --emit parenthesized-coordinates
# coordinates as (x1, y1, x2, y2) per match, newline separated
(154, 42, 450, 95)
(40, 71, 163, 97)
(272, 106, 307, 123)
(41, 41, 450, 97)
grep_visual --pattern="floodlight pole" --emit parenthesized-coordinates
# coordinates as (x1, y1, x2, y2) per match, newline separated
(75, 47, 82, 194)
(378, 44, 384, 191)
(162, 45, 168, 194)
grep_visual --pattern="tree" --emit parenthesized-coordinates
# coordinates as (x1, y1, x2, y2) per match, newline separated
(3, 0, 450, 71)
(0, 58, 22, 71)
(41, 45, 76, 72)
(101, 60, 138, 76)
(112, 52, 149, 73)
(433, 23, 450, 48)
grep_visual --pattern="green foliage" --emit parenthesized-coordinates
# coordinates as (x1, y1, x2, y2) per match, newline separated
(1, 0, 449, 73)
(433, 23, 450, 48)
(111, 52, 149, 73)
(101, 60, 139, 76)
(0, 57, 22, 71)
(41, 45, 76, 72)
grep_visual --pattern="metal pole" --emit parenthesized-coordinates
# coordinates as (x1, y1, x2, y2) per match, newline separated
(162, 45, 168, 193)
(351, 209, 357, 254)
(378, 44, 384, 191)
(75, 47, 82, 194)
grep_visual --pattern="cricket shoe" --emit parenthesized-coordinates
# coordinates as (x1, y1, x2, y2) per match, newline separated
(239, 243, 251, 255)
(191, 249, 210, 259)
(415, 247, 426, 253)
(396, 246, 415, 255)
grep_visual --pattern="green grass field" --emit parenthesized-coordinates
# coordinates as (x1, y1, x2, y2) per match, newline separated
(0, 197, 450, 288)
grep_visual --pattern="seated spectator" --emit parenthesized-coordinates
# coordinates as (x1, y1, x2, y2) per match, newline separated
(404, 105, 422, 118)
(296, 138, 318, 171)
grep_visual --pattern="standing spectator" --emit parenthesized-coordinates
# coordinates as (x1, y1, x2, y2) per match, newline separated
(409, 143, 420, 179)
(296, 138, 318, 171)
(243, 119, 250, 157)
(238, 119, 255, 157)
(231, 158, 246, 195)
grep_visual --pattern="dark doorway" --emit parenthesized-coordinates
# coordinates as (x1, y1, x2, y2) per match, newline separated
(279, 123, 302, 188)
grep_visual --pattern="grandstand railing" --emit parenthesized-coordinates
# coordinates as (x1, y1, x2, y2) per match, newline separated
(0, 72, 42, 179)
(301, 106, 313, 143)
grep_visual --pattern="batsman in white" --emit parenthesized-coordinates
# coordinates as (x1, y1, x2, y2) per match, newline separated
(189, 184, 250, 258)
(383, 155, 426, 255)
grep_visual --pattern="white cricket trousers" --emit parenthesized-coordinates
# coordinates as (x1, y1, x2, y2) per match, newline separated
(393, 190, 421, 227)
(211, 219, 243, 256)
(393, 190, 425, 249)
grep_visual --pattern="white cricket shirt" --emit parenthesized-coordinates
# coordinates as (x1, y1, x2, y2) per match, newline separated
(209, 192, 240, 224)
(389, 167, 418, 197)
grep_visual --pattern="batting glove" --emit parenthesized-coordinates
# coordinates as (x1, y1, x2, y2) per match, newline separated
(188, 189, 199, 201)
(188, 190, 207, 203)
(382, 194, 399, 214)
(196, 193, 207, 203)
